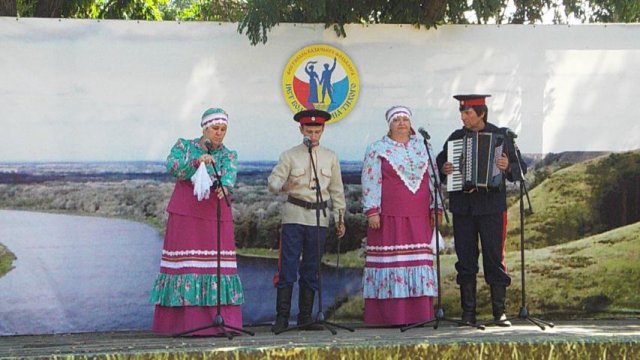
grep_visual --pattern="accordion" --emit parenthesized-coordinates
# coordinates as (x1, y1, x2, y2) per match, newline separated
(447, 132, 504, 192)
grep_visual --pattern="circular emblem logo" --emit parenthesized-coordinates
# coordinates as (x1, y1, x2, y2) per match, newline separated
(282, 44, 360, 124)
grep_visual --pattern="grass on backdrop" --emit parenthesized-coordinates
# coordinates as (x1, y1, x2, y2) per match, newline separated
(333, 221, 640, 322)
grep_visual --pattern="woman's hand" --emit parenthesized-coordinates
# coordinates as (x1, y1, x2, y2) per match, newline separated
(430, 212, 443, 227)
(198, 154, 216, 165)
(368, 214, 381, 229)
(215, 186, 228, 200)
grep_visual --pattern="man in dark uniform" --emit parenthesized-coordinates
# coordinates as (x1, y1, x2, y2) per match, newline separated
(436, 94, 526, 327)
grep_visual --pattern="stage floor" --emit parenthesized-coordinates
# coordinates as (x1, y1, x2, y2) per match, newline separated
(1, 319, 639, 359)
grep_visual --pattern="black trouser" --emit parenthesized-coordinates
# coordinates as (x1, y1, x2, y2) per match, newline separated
(453, 212, 511, 286)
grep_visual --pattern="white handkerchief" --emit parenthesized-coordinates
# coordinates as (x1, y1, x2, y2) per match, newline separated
(191, 162, 213, 201)
(430, 229, 446, 253)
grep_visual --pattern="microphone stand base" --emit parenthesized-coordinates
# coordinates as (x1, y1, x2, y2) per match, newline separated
(401, 308, 485, 332)
(274, 311, 355, 336)
(481, 307, 554, 330)
(173, 315, 255, 339)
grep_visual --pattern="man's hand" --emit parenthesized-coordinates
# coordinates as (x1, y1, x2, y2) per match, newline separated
(281, 178, 295, 192)
(336, 222, 346, 238)
(496, 153, 509, 171)
(441, 162, 453, 175)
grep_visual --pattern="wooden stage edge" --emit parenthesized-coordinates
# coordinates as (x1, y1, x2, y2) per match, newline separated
(1, 319, 639, 359)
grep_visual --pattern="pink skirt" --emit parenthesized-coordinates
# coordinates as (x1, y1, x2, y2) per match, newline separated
(152, 305, 243, 336)
(363, 159, 437, 326)
(364, 297, 434, 326)
(151, 183, 244, 336)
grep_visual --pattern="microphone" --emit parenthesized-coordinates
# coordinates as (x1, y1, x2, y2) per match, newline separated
(417, 127, 431, 140)
(303, 136, 312, 148)
(502, 127, 518, 139)
(204, 139, 214, 154)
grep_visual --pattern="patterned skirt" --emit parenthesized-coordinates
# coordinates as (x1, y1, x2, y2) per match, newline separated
(149, 212, 243, 335)
(363, 214, 437, 326)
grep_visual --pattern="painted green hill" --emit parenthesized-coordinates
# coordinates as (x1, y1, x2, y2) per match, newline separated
(505, 160, 594, 250)
(0, 243, 16, 278)
(486, 220, 640, 319)
(505, 149, 640, 250)
(334, 220, 640, 321)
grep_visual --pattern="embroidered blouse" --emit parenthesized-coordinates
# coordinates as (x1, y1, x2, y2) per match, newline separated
(361, 134, 442, 216)
(166, 137, 238, 189)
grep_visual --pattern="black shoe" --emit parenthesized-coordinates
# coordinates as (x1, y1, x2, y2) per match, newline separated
(271, 315, 289, 333)
(459, 312, 477, 326)
(272, 285, 293, 334)
(297, 286, 323, 330)
(493, 313, 512, 327)
(459, 282, 477, 325)
(490, 285, 511, 327)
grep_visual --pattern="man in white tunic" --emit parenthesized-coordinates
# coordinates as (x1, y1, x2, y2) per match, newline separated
(268, 109, 347, 333)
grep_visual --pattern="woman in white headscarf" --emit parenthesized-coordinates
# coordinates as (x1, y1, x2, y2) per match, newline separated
(361, 105, 442, 326)
(149, 108, 244, 336)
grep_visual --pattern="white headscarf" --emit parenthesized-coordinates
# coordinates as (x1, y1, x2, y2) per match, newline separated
(385, 105, 412, 125)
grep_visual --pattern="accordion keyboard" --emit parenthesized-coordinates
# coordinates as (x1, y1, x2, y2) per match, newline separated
(446, 139, 464, 192)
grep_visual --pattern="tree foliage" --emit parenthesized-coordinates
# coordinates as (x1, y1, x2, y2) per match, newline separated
(586, 151, 640, 232)
(0, 0, 17, 16)
(4, 1, 639, 46)
(160, 0, 246, 21)
(13, 0, 168, 20)
(237, 0, 452, 45)
(238, 0, 640, 45)
(7, 0, 247, 20)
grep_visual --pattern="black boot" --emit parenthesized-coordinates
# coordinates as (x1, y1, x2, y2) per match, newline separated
(490, 285, 512, 327)
(459, 282, 477, 325)
(271, 285, 293, 333)
(297, 286, 323, 330)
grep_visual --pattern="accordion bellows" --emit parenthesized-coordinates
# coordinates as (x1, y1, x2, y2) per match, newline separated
(447, 132, 504, 192)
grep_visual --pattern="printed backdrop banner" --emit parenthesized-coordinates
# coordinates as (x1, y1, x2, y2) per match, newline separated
(1, 18, 639, 336)
(1, 19, 639, 162)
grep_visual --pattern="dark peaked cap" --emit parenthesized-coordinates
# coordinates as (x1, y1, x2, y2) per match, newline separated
(293, 109, 331, 125)
(453, 94, 491, 107)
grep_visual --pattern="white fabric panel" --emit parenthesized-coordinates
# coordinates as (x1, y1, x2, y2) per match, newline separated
(0, 19, 638, 161)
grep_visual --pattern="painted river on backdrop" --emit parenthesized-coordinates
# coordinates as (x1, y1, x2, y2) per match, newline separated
(0, 210, 361, 335)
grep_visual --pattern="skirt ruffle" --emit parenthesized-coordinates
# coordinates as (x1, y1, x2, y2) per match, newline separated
(363, 265, 438, 299)
(150, 273, 244, 306)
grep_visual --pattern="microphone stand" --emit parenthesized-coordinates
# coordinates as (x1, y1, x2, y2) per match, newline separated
(488, 132, 554, 330)
(402, 135, 485, 332)
(332, 209, 344, 322)
(276, 142, 354, 335)
(175, 143, 255, 339)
